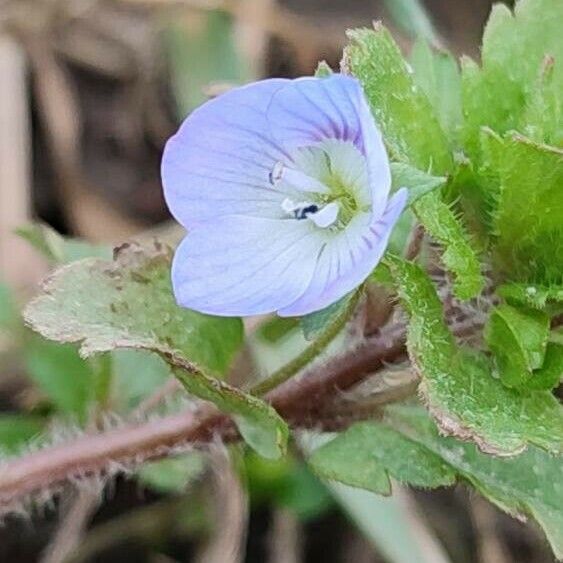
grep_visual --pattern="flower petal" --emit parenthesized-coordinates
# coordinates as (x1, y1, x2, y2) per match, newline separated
(162, 79, 290, 228)
(277, 188, 408, 316)
(267, 74, 391, 213)
(172, 216, 327, 316)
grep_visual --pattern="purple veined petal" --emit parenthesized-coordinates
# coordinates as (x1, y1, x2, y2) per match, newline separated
(277, 188, 408, 317)
(267, 75, 364, 150)
(162, 79, 290, 229)
(171, 215, 328, 317)
(354, 86, 392, 214)
(266, 74, 391, 215)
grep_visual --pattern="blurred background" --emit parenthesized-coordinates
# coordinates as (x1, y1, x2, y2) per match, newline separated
(0, 1, 555, 562)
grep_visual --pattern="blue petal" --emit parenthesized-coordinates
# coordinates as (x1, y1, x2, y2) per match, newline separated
(267, 74, 391, 213)
(277, 188, 408, 316)
(162, 79, 290, 228)
(172, 216, 327, 316)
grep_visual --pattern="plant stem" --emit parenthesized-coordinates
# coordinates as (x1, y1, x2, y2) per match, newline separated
(250, 291, 361, 396)
(0, 321, 406, 511)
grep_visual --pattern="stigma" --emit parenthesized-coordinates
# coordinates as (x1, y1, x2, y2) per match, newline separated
(281, 198, 339, 228)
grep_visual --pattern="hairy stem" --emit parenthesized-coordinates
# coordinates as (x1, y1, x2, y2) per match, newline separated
(0, 322, 405, 510)
(251, 290, 362, 396)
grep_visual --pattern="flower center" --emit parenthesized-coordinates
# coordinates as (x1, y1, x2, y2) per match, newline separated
(269, 140, 370, 229)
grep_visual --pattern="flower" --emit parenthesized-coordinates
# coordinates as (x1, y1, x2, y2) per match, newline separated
(162, 74, 407, 317)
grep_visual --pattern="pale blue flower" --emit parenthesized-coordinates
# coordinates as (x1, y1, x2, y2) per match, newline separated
(162, 74, 407, 317)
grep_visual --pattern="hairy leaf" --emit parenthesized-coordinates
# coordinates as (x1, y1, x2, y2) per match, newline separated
(462, 0, 563, 157)
(485, 304, 550, 388)
(25, 241, 288, 459)
(413, 193, 483, 299)
(385, 255, 563, 455)
(344, 25, 482, 299)
(309, 422, 456, 494)
(410, 40, 462, 144)
(498, 283, 563, 313)
(390, 162, 446, 204)
(485, 133, 563, 284)
(344, 25, 451, 172)
(311, 406, 563, 559)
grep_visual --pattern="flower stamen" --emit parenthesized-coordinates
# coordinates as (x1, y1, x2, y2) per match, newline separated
(270, 162, 330, 194)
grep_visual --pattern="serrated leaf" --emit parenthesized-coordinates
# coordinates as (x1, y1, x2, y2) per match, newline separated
(385, 255, 563, 455)
(17, 224, 111, 264)
(313, 406, 563, 559)
(344, 25, 482, 299)
(24, 241, 288, 459)
(484, 133, 563, 284)
(310, 422, 456, 494)
(389, 406, 563, 560)
(344, 25, 451, 172)
(485, 304, 550, 388)
(498, 282, 563, 313)
(410, 40, 462, 143)
(523, 56, 562, 145)
(390, 162, 445, 204)
(413, 193, 484, 299)
(462, 0, 563, 156)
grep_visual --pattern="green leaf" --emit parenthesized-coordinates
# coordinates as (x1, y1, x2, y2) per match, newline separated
(24, 241, 288, 459)
(312, 406, 563, 559)
(527, 343, 563, 391)
(385, 255, 563, 455)
(391, 406, 563, 560)
(245, 452, 332, 521)
(413, 193, 484, 299)
(112, 349, 173, 412)
(138, 453, 207, 493)
(300, 292, 355, 342)
(522, 55, 562, 145)
(344, 25, 451, 173)
(382, 0, 440, 47)
(310, 422, 456, 494)
(390, 162, 446, 205)
(498, 282, 563, 313)
(25, 338, 95, 421)
(484, 132, 563, 284)
(164, 10, 251, 118)
(17, 224, 111, 264)
(461, 0, 563, 156)
(0, 415, 44, 453)
(410, 40, 462, 143)
(485, 304, 550, 388)
(314, 60, 333, 78)
(344, 25, 482, 299)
